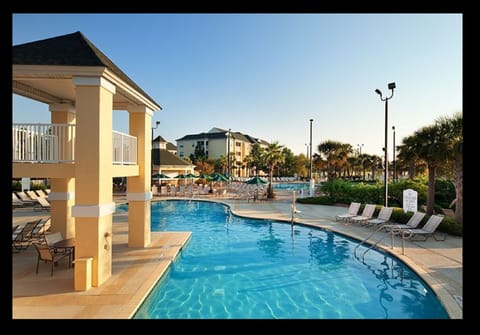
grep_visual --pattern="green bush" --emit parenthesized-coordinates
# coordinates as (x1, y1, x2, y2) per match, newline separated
(435, 178, 456, 209)
(12, 180, 21, 191)
(297, 196, 334, 205)
(388, 178, 427, 208)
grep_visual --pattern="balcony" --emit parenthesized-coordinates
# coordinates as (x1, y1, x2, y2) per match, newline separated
(13, 123, 137, 165)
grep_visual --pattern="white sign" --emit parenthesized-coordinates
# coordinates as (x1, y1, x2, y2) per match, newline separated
(21, 177, 30, 191)
(309, 179, 315, 197)
(403, 189, 418, 213)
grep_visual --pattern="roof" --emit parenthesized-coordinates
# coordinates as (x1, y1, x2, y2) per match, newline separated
(166, 142, 177, 151)
(176, 128, 268, 145)
(152, 149, 191, 166)
(13, 31, 160, 109)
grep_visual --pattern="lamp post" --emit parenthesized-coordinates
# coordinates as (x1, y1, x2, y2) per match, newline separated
(357, 143, 364, 156)
(309, 119, 313, 180)
(151, 120, 160, 186)
(392, 126, 396, 183)
(375, 82, 396, 207)
(227, 128, 231, 178)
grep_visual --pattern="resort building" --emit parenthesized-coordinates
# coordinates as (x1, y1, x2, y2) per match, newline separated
(13, 31, 161, 291)
(176, 127, 269, 177)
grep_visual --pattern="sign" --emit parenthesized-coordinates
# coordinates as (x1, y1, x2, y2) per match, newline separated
(21, 177, 30, 191)
(403, 189, 418, 213)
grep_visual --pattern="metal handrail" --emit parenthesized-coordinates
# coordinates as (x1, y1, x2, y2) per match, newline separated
(353, 224, 393, 261)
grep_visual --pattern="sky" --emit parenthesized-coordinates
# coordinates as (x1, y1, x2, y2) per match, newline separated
(12, 13, 462, 158)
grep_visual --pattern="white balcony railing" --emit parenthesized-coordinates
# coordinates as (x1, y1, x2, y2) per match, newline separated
(112, 130, 137, 165)
(12, 123, 75, 163)
(13, 124, 137, 165)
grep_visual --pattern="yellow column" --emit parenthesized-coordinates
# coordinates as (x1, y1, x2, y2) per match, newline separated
(127, 106, 152, 247)
(49, 103, 76, 238)
(72, 77, 115, 288)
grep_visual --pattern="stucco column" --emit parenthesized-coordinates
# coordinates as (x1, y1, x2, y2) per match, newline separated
(127, 106, 153, 247)
(72, 77, 115, 288)
(48, 103, 76, 238)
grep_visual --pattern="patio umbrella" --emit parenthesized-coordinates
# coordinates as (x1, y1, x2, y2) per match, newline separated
(196, 172, 211, 180)
(210, 173, 229, 182)
(245, 176, 268, 185)
(152, 173, 170, 179)
(245, 176, 268, 199)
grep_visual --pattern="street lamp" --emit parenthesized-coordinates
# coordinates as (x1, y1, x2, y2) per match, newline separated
(227, 129, 231, 178)
(375, 82, 396, 207)
(357, 143, 364, 156)
(151, 120, 160, 186)
(309, 119, 313, 180)
(392, 126, 396, 183)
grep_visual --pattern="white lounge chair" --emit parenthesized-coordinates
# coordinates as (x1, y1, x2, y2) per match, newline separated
(350, 204, 376, 225)
(34, 197, 51, 211)
(401, 214, 446, 241)
(381, 211, 426, 232)
(335, 202, 361, 222)
(366, 206, 393, 227)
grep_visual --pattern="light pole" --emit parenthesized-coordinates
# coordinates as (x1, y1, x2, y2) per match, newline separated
(151, 120, 160, 186)
(357, 143, 364, 156)
(375, 82, 396, 207)
(227, 129, 231, 177)
(392, 126, 396, 182)
(309, 119, 313, 180)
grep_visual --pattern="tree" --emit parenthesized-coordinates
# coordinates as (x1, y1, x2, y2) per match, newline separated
(317, 140, 351, 181)
(437, 112, 463, 224)
(245, 143, 265, 176)
(408, 124, 449, 215)
(262, 141, 284, 198)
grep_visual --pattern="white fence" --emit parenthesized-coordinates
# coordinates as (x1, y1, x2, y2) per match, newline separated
(13, 124, 137, 165)
(112, 130, 137, 165)
(12, 123, 75, 163)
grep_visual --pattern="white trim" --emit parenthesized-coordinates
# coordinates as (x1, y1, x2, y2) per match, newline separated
(127, 192, 153, 201)
(73, 76, 116, 94)
(49, 103, 76, 114)
(128, 105, 154, 117)
(47, 192, 75, 201)
(72, 202, 116, 218)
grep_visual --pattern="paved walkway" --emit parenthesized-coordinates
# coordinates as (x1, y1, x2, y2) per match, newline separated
(12, 191, 462, 319)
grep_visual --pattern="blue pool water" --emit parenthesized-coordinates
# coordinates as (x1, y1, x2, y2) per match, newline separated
(273, 182, 309, 191)
(130, 200, 448, 319)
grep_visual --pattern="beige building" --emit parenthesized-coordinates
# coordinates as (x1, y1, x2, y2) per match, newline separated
(13, 31, 161, 291)
(152, 136, 195, 180)
(176, 127, 269, 177)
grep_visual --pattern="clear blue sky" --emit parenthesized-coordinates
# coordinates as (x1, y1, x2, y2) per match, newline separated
(12, 13, 462, 158)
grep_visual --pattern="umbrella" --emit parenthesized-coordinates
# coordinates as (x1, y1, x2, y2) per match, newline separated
(152, 173, 170, 179)
(196, 172, 211, 180)
(245, 176, 268, 185)
(210, 173, 229, 182)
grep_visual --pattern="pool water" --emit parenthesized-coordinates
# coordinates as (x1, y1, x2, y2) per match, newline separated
(131, 200, 448, 319)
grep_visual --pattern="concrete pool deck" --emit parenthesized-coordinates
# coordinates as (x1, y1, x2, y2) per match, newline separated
(12, 192, 462, 319)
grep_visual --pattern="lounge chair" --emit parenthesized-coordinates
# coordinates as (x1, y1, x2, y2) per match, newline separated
(12, 193, 24, 208)
(366, 206, 393, 227)
(12, 219, 43, 251)
(34, 197, 51, 211)
(33, 243, 71, 276)
(350, 204, 376, 225)
(381, 211, 426, 232)
(401, 214, 446, 241)
(335, 202, 361, 222)
(15, 191, 36, 205)
(31, 217, 51, 241)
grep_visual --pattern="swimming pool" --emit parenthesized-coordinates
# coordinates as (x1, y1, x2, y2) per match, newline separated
(131, 200, 448, 319)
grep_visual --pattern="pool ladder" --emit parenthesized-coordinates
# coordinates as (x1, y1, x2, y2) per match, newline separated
(353, 224, 393, 262)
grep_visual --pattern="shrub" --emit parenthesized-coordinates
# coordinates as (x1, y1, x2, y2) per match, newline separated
(12, 180, 21, 191)
(297, 196, 334, 205)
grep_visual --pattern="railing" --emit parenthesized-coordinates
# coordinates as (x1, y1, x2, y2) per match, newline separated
(13, 124, 137, 165)
(112, 130, 137, 165)
(12, 123, 75, 163)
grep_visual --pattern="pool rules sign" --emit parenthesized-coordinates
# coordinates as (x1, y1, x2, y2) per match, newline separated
(403, 189, 418, 213)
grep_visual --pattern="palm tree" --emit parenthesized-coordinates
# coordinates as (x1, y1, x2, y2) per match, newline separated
(317, 140, 350, 181)
(262, 141, 284, 198)
(437, 112, 463, 224)
(408, 124, 450, 215)
(396, 135, 421, 180)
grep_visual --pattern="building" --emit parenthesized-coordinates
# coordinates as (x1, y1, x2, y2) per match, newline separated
(152, 136, 195, 180)
(13, 31, 161, 291)
(176, 127, 269, 177)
